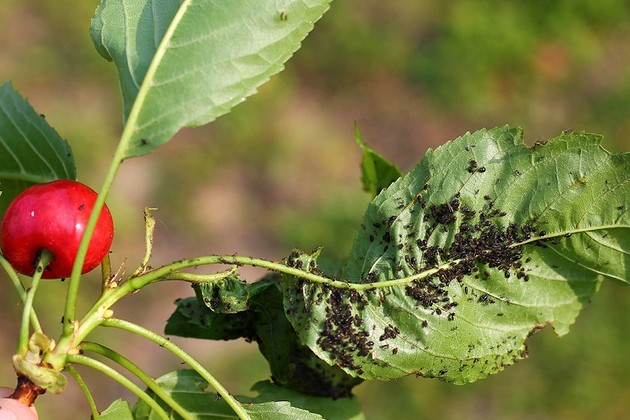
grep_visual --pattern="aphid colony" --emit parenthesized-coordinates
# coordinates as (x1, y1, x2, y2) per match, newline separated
(283, 161, 554, 377)
(403, 190, 541, 317)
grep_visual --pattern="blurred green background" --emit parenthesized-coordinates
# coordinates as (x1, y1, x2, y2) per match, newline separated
(2, 0, 630, 419)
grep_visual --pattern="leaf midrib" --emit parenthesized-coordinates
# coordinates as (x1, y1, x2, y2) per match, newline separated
(354, 224, 629, 292)
(121, 0, 191, 134)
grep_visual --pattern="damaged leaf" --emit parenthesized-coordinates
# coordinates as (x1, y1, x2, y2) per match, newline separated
(281, 126, 630, 383)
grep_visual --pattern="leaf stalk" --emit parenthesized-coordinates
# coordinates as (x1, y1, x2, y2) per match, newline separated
(101, 318, 251, 420)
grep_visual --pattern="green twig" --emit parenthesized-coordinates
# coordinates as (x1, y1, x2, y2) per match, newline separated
(80, 341, 193, 420)
(46, 260, 237, 370)
(101, 318, 251, 420)
(132, 254, 441, 291)
(162, 266, 238, 283)
(51, 248, 435, 371)
(66, 353, 170, 420)
(65, 364, 99, 419)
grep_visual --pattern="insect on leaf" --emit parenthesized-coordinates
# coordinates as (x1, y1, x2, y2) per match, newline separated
(168, 275, 363, 398)
(282, 126, 630, 384)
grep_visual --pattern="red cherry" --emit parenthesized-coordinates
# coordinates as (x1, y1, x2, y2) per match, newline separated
(0, 180, 114, 279)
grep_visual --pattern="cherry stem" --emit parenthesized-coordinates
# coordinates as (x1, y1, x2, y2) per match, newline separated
(16, 250, 52, 357)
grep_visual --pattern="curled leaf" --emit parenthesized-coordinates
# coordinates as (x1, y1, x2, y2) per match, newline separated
(12, 355, 67, 394)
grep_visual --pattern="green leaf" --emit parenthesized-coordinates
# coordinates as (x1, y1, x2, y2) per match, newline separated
(247, 274, 362, 398)
(0, 82, 76, 214)
(90, 0, 331, 158)
(99, 399, 134, 420)
(132, 370, 326, 419)
(355, 124, 402, 198)
(195, 274, 250, 314)
(165, 296, 252, 340)
(167, 275, 362, 398)
(282, 126, 630, 384)
(248, 381, 365, 420)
